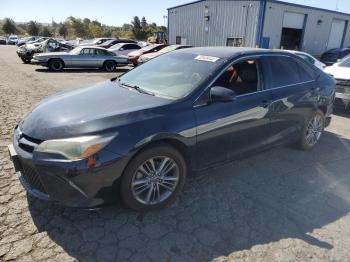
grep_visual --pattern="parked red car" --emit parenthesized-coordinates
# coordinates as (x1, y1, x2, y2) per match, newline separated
(127, 44, 167, 66)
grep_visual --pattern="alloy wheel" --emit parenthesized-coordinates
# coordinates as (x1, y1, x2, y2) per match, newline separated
(131, 156, 179, 205)
(305, 114, 323, 147)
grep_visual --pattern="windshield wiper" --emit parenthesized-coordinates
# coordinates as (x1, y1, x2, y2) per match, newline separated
(118, 81, 155, 96)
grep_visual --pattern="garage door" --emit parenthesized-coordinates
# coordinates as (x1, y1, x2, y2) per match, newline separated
(283, 12, 305, 29)
(328, 19, 346, 50)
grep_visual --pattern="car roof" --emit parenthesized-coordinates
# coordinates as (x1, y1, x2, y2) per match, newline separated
(176, 47, 283, 59)
(79, 46, 111, 51)
(326, 48, 350, 53)
(283, 50, 311, 56)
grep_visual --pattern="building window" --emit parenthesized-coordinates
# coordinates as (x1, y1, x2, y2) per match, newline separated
(226, 37, 244, 47)
(176, 36, 181, 45)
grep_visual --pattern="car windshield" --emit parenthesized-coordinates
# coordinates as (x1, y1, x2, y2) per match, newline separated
(338, 56, 350, 67)
(118, 52, 222, 99)
(69, 47, 82, 54)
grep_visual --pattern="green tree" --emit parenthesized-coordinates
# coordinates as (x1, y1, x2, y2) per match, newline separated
(2, 18, 17, 35)
(58, 23, 68, 39)
(27, 21, 40, 36)
(67, 17, 87, 38)
(131, 16, 143, 40)
(40, 26, 52, 37)
(89, 23, 102, 38)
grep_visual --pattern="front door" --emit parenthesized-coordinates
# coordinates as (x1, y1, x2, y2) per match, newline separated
(73, 48, 97, 68)
(194, 57, 274, 168)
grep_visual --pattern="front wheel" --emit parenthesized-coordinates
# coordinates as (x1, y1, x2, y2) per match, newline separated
(48, 59, 64, 72)
(299, 110, 325, 150)
(21, 57, 31, 64)
(120, 145, 187, 211)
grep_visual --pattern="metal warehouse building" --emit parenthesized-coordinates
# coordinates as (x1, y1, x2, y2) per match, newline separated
(167, 0, 350, 55)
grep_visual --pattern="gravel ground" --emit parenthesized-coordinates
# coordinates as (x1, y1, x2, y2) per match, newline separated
(1, 45, 350, 262)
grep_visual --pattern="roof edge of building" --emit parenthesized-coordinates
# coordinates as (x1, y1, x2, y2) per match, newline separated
(168, 0, 350, 17)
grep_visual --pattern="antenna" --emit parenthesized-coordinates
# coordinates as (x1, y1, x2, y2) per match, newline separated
(336, 0, 339, 11)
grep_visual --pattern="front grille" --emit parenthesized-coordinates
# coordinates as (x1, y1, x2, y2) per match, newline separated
(21, 163, 47, 194)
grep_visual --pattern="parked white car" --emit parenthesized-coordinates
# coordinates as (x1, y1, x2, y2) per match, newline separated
(324, 56, 350, 108)
(286, 50, 326, 70)
(7, 35, 19, 45)
(108, 43, 141, 56)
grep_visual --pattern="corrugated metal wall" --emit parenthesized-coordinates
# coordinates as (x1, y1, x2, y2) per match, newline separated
(263, 2, 350, 55)
(168, 0, 260, 47)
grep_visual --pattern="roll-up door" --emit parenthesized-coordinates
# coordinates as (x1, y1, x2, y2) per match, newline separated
(328, 19, 346, 50)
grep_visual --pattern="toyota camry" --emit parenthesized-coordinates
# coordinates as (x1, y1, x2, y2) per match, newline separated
(8, 47, 335, 211)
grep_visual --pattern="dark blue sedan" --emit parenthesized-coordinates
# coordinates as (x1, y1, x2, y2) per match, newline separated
(8, 47, 335, 211)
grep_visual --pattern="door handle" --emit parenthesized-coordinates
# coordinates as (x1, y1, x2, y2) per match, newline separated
(261, 100, 271, 108)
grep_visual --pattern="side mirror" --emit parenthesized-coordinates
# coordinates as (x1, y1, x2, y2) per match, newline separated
(120, 48, 124, 51)
(210, 86, 236, 103)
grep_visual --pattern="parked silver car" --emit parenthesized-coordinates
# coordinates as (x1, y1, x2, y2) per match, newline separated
(108, 43, 141, 56)
(31, 46, 129, 72)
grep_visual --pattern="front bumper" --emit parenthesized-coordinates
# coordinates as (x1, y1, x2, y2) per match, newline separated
(8, 129, 129, 208)
(334, 84, 350, 108)
(31, 58, 47, 66)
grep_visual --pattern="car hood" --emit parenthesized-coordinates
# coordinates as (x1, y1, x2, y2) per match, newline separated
(324, 65, 350, 79)
(19, 80, 171, 140)
(142, 52, 160, 59)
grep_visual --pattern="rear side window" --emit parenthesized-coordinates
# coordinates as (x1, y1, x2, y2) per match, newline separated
(294, 59, 317, 82)
(267, 56, 301, 88)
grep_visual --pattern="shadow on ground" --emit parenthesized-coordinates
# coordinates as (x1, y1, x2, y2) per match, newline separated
(34, 67, 131, 74)
(28, 131, 350, 261)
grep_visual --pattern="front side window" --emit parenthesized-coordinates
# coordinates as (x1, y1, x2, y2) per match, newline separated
(212, 59, 261, 96)
(124, 44, 139, 50)
(81, 48, 95, 55)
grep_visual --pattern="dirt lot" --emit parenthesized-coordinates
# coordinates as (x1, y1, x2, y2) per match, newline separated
(1, 45, 350, 262)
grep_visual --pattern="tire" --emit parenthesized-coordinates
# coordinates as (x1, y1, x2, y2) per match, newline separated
(103, 60, 116, 72)
(48, 59, 64, 72)
(120, 144, 187, 212)
(133, 62, 138, 67)
(21, 57, 31, 64)
(299, 109, 325, 151)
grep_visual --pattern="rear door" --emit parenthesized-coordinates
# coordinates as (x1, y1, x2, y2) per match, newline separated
(263, 55, 318, 143)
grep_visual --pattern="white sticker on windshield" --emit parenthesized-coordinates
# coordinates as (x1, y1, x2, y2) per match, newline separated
(194, 55, 220, 62)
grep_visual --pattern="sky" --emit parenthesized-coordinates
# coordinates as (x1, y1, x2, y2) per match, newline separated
(0, 0, 349, 27)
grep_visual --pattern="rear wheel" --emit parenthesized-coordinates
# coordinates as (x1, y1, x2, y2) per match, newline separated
(299, 110, 325, 150)
(48, 59, 64, 72)
(103, 60, 116, 72)
(120, 145, 187, 211)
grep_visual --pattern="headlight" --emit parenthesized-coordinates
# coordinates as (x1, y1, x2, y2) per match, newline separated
(35, 135, 114, 160)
